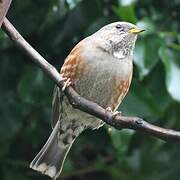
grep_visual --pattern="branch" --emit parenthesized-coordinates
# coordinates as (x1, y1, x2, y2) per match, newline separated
(0, 0, 12, 26)
(2, 17, 180, 143)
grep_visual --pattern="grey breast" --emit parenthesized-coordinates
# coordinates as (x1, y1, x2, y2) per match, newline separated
(61, 38, 133, 130)
(74, 38, 133, 109)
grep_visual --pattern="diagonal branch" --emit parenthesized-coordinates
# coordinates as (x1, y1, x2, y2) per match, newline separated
(2, 17, 180, 142)
(0, 0, 12, 26)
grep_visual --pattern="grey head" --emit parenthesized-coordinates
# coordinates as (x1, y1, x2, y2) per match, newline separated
(91, 22, 144, 59)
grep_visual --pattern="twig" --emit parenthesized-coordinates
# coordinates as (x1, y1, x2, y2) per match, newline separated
(2, 17, 180, 142)
(0, 0, 12, 26)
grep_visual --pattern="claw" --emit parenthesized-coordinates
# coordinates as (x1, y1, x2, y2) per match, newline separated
(62, 78, 71, 91)
(112, 111, 122, 118)
(105, 107, 113, 113)
(60, 74, 68, 82)
(105, 107, 122, 118)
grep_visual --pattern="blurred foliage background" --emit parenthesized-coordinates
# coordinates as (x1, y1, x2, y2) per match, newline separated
(1, 0, 180, 179)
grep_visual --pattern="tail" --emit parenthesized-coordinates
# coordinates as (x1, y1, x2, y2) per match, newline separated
(30, 121, 74, 179)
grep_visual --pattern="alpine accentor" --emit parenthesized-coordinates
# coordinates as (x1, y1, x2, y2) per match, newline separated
(30, 22, 144, 179)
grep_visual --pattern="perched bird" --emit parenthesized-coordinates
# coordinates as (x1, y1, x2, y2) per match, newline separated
(30, 22, 144, 179)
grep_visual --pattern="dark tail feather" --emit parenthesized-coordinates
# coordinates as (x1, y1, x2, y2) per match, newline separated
(30, 121, 74, 179)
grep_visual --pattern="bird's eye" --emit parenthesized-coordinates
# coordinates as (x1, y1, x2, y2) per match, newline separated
(116, 24, 121, 29)
(115, 24, 124, 31)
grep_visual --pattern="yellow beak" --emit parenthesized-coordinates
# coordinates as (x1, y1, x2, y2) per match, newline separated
(128, 27, 145, 34)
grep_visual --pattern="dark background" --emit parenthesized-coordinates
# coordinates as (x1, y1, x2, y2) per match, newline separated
(1, 0, 180, 179)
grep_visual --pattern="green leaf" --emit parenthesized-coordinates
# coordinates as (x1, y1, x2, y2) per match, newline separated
(136, 18, 156, 35)
(0, 92, 25, 140)
(159, 46, 180, 102)
(144, 63, 172, 113)
(110, 129, 134, 157)
(119, 0, 136, 6)
(3, 170, 30, 180)
(134, 35, 162, 79)
(113, 5, 137, 23)
(17, 66, 53, 106)
(119, 80, 163, 119)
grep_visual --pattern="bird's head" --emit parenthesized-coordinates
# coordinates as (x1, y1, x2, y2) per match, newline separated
(93, 22, 144, 58)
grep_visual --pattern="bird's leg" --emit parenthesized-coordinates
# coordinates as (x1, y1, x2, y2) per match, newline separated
(62, 78, 72, 91)
(105, 107, 122, 132)
(105, 107, 122, 118)
(105, 107, 113, 113)
(112, 111, 122, 117)
(60, 73, 72, 91)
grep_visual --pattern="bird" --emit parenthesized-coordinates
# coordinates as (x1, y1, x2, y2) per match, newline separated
(29, 21, 144, 179)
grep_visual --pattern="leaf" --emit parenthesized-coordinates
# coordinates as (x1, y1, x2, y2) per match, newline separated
(0, 93, 23, 140)
(113, 5, 137, 23)
(66, 0, 82, 9)
(8, 0, 54, 35)
(134, 35, 162, 79)
(119, 80, 163, 119)
(136, 18, 156, 35)
(159, 46, 180, 102)
(17, 66, 53, 106)
(3, 170, 30, 180)
(110, 129, 134, 157)
(119, 0, 136, 6)
(144, 63, 172, 113)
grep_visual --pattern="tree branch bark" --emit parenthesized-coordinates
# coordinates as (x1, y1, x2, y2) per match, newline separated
(0, 0, 12, 26)
(2, 17, 180, 143)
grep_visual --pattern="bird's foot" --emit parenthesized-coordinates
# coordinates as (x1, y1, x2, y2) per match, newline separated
(62, 78, 72, 91)
(112, 111, 122, 118)
(105, 107, 113, 113)
(105, 107, 122, 118)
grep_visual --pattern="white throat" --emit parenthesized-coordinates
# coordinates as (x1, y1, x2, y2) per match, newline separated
(113, 50, 126, 59)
